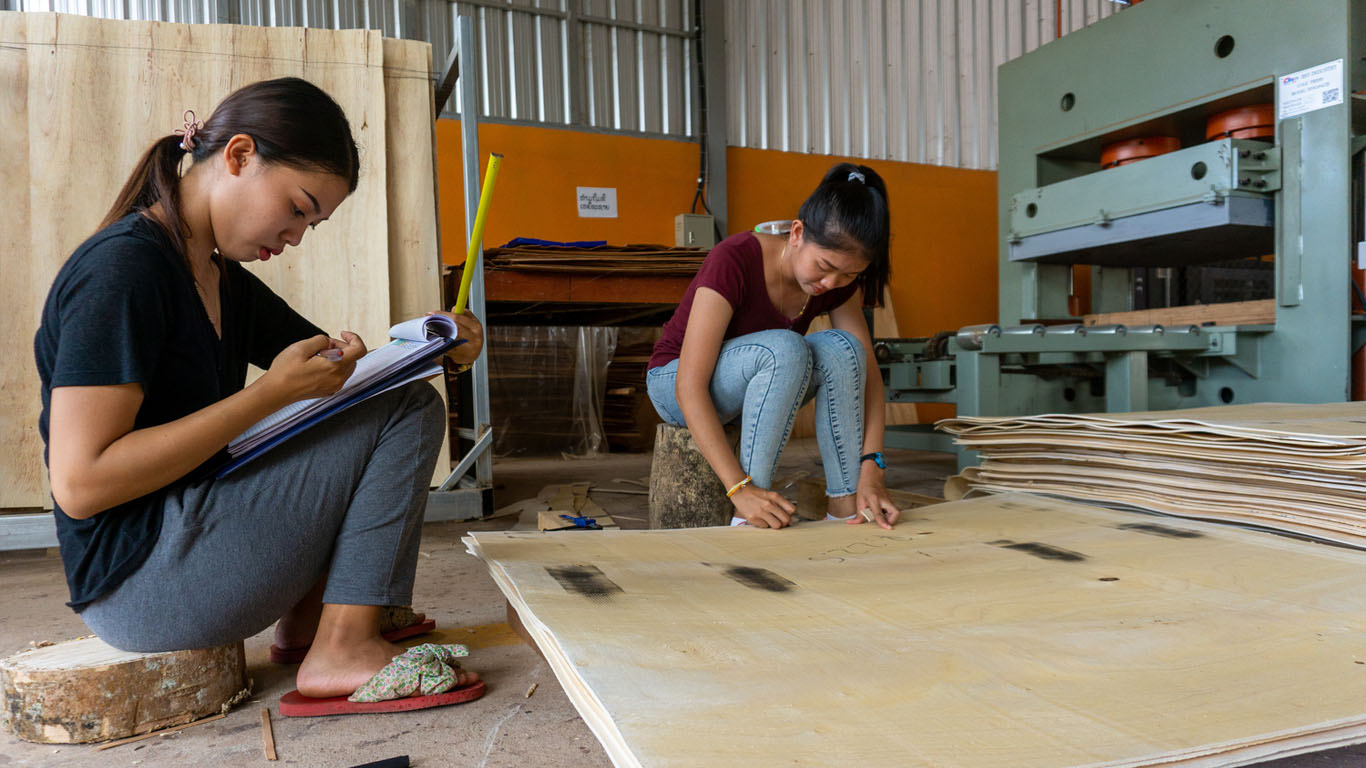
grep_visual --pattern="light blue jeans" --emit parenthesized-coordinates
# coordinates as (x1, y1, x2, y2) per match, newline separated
(647, 329, 866, 497)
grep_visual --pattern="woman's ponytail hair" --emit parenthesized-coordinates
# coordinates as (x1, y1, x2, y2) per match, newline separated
(796, 162, 891, 306)
(100, 77, 360, 257)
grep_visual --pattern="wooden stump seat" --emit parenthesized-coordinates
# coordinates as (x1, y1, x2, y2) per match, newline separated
(1, 636, 245, 743)
(648, 423, 740, 529)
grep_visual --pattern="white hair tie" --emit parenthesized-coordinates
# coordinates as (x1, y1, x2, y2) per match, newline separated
(847, 170, 865, 184)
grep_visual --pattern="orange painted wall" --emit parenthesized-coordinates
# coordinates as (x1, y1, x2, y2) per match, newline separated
(436, 119, 701, 259)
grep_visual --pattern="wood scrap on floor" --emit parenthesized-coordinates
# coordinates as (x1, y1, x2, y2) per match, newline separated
(93, 713, 227, 751)
(939, 401, 1366, 548)
(464, 494, 1366, 768)
(507, 483, 618, 531)
(260, 708, 277, 761)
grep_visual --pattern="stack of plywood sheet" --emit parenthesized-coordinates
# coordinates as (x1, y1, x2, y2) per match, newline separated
(483, 243, 707, 275)
(939, 402, 1366, 548)
(0, 12, 443, 511)
(466, 494, 1366, 767)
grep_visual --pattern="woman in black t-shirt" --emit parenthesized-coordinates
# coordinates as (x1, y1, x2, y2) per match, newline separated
(35, 78, 484, 714)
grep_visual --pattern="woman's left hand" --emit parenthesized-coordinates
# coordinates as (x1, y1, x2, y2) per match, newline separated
(848, 465, 902, 530)
(429, 308, 485, 366)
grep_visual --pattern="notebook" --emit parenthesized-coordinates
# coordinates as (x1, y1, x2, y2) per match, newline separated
(217, 314, 465, 477)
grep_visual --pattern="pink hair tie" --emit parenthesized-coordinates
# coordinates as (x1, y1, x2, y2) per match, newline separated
(175, 109, 203, 151)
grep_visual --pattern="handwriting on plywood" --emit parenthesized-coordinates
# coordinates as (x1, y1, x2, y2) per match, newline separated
(808, 533, 917, 564)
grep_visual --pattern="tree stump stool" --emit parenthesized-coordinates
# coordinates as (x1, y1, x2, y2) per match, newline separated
(648, 423, 739, 528)
(1, 636, 246, 743)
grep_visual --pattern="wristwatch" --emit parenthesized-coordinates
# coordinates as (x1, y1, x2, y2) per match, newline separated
(860, 451, 886, 470)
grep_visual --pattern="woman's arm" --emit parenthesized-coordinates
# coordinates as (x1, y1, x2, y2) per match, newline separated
(676, 288, 796, 528)
(48, 333, 365, 519)
(828, 292, 901, 529)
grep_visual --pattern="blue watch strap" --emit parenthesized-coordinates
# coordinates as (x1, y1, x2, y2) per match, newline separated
(860, 451, 886, 469)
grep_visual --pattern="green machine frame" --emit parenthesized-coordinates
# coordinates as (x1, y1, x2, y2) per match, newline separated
(881, 0, 1366, 467)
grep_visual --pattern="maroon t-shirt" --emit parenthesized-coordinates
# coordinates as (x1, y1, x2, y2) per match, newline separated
(649, 231, 860, 369)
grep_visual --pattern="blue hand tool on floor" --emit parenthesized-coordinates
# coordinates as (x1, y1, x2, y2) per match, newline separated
(560, 514, 602, 530)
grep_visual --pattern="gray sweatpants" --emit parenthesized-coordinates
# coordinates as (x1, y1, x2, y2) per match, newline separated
(80, 381, 447, 652)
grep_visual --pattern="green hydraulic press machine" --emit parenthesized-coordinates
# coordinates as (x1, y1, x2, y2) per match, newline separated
(880, 0, 1366, 468)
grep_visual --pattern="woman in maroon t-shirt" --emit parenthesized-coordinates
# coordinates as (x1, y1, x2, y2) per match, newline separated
(647, 163, 900, 529)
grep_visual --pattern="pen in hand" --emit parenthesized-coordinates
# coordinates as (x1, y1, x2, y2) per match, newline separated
(316, 348, 344, 362)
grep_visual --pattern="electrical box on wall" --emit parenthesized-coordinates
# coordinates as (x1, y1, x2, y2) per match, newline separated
(675, 214, 715, 249)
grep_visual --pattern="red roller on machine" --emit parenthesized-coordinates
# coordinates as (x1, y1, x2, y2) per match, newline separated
(1206, 104, 1275, 141)
(1100, 136, 1181, 169)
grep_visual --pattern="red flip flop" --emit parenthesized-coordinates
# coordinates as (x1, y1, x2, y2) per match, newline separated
(278, 680, 486, 717)
(268, 619, 438, 665)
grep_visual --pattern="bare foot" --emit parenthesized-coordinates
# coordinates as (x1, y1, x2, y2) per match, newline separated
(296, 636, 405, 698)
(296, 636, 481, 699)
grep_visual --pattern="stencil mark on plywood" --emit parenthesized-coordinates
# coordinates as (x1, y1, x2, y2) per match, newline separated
(713, 565, 797, 593)
(988, 540, 1087, 562)
(545, 565, 624, 599)
(1117, 522, 1204, 539)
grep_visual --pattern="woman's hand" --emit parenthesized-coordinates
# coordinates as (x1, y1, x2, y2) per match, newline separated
(731, 485, 796, 528)
(259, 332, 366, 403)
(848, 464, 902, 530)
(431, 308, 485, 366)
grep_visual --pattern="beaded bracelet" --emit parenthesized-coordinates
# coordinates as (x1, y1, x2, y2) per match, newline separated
(725, 475, 753, 498)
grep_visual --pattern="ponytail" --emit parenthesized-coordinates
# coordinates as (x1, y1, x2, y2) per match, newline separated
(797, 162, 891, 307)
(99, 135, 192, 256)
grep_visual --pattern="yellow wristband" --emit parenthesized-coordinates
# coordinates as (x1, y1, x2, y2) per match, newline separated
(726, 475, 752, 498)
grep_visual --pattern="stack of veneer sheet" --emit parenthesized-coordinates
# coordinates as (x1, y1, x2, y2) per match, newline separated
(938, 402, 1366, 548)
(466, 493, 1366, 767)
(484, 243, 707, 275)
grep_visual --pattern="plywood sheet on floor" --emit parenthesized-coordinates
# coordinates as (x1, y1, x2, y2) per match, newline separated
(466, 494, 1366, 768)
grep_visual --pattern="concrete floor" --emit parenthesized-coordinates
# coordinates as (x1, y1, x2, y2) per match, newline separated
(2, 441, 1364, 767)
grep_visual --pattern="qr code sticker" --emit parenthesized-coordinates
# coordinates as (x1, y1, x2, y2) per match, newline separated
(1323, 88, 1340, 104)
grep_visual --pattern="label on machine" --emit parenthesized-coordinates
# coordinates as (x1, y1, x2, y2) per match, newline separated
(1278, 58, 1343, 120)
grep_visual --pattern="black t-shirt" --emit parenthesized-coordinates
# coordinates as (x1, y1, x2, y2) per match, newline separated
(34, 214, 323, 610)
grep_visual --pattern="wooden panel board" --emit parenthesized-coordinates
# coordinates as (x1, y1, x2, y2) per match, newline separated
(382, 37, 439, 323)
(0, 12, 42, 509)
(1, 13, 446, 508)
(467, 494, 1366, 768)
(1083, 299, 1276, 328)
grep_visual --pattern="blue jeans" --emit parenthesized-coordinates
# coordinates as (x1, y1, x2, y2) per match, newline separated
(647, 329, 865, 497)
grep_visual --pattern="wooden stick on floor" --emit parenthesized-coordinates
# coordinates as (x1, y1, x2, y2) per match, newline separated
(94, 713, 227, 751)
(261, 708, 277, 761)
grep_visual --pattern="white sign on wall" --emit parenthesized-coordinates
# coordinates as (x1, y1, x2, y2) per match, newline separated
(1278, 59, 1343, 120)
(577, 187, 618, 218)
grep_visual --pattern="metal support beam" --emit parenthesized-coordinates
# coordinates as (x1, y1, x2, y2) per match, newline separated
(0, 513, 57, 552)
(700, 0, 727, 235)
(1104, 351, 1149, 412)
(431, 15, 493, 520)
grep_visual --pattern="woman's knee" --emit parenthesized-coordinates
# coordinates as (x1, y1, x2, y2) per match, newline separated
(807, 329, 865, 379)
(741, 329, 813, 376)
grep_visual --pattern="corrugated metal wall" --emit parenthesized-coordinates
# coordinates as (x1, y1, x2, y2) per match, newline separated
(8, 0, 1124, 168)
(728, 0, 1120, 169)
(9, 0, 696, 137)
